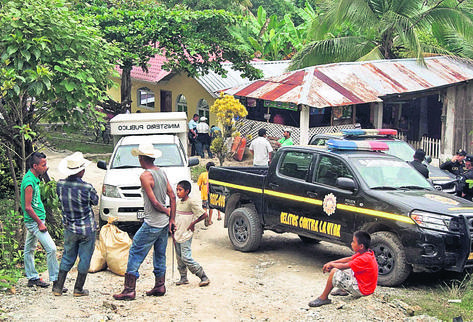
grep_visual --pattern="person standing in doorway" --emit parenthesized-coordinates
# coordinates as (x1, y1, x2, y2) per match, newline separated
(114, 143, 176, 301)
(21, 152, 60, 289)
(249, 128, 273, 166)
(53, 152, 99, 297)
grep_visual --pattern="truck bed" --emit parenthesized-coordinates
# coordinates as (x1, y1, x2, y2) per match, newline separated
(209, 166, 267, 189)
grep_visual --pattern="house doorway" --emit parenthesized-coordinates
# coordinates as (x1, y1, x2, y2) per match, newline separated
(160, 90, 172, 112)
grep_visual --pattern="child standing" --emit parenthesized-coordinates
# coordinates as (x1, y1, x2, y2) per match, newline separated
(197, 161, 221, 226)
(308, 231, 378, 307)
(173, 180, 210, 287)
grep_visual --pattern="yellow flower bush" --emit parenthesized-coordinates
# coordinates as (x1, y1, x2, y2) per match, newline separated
(210, 93, 248, 165)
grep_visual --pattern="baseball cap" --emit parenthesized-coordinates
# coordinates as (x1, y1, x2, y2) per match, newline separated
(283, 128, 291, 134)
(456, 149, 467, 156)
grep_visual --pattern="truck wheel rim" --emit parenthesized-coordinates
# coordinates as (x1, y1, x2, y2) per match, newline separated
(373, 244, 394, 275)
(233, 217, 248, 242)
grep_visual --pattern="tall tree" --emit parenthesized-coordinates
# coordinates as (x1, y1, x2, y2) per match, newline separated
(0, 0, 117, 206)
(77, 0, 261, 112)
(290, 0, 473, 69)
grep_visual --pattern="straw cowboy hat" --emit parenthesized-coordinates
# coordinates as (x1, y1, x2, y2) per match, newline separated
(131, 142, 162, 159)
(58, 152, 92, 176)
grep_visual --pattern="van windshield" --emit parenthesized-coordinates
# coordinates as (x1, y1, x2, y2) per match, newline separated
(111, 143, 184, 168)
(351, 157, 432, 190)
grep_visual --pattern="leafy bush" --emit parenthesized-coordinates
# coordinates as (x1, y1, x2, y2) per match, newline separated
(0, 200, 24, 290)
(40, 180, 63, 242)
(0, 147, 16, 200)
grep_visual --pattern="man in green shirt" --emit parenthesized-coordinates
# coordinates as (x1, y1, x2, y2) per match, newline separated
(276, 128, 294, 148)
(21, 152, 60, 289)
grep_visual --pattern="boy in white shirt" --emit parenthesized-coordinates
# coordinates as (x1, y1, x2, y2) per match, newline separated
(173, 180, 210, 286)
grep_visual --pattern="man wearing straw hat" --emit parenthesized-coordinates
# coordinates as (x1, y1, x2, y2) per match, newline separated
(114, 142, 176, 301)
(53, 152, 98, 297)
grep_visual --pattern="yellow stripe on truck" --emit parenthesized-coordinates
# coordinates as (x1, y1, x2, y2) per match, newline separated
(209, 179, 414, 225)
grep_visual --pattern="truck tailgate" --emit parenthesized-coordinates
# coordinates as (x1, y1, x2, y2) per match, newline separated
(208, 166, 267, 212)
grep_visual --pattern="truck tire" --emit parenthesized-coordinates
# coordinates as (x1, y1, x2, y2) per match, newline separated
(228, 207, 262, 252)
(371, 231, 411, 286)
(298, 235, 321, 244)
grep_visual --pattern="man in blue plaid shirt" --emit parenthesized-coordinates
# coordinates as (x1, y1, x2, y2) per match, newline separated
(53, 152, 99, 297)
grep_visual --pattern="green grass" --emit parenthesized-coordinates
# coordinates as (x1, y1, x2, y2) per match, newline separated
(40, 126, 114, 154)
(191, 164, 206, 182)
(400, 272, 473, 320)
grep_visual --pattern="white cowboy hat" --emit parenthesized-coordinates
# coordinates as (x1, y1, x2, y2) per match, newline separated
(58, 152, 91, 176)
(131, 142, 162, 159)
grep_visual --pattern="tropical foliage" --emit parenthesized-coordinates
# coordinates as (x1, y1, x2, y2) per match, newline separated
(77, 0, 262, 111)
(230, 4, 318, 60)
(0, 0, 117, 206)
(290, 0, 473, 69)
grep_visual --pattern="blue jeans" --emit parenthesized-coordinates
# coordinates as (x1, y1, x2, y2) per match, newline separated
(60, 228, 96, 274)
(175, 237, 202, 276)
(126, 222, 169, 278)
(24, 221, 59, 282)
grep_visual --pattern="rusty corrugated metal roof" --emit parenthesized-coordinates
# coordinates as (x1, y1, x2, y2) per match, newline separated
(224, 56, 473, 108)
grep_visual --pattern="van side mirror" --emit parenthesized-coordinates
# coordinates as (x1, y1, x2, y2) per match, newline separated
(425, 156, 432, 164)
(97, 160, 107, 170)
(188, 157, 199, 167)
(336, 177, 357, 191)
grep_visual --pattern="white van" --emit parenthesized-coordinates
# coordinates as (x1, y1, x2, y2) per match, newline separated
(97, 112, 199, 229)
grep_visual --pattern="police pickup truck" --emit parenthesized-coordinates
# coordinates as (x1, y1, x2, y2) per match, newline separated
(208, 140, 473, 286)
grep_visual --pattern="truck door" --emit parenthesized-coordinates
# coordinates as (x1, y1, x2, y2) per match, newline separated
(265, 150, 357, 244)
(264, 149, 317, 231)
(309, 154, 358, 243)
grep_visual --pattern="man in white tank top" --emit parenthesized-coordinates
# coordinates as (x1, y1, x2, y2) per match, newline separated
(114, 143, 176, 301)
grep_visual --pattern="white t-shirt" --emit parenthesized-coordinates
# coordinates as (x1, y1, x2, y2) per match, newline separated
(174, 198, 205, 243)
(249, 136, 273, 166)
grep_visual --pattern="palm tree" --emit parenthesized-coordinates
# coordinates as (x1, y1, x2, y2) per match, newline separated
(289, 0, 473, 69)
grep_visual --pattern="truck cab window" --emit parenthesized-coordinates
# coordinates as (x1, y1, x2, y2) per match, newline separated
(314, 155, 353, 186)
(279, 151, 312, 180)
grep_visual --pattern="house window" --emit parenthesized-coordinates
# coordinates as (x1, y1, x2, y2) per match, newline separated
(197, 99, 209, 119)
(138, 87, 155, 109)
(176, 94, 188, 113)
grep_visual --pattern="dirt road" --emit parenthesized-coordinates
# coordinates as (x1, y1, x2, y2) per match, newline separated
(0, 149, 419, 321)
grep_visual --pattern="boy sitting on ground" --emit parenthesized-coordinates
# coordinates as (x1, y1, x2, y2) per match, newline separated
(308, 231, 378, 307)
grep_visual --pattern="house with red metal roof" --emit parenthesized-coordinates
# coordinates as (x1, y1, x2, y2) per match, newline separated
(108, 56, 291, 124)
(223, 56, 473, 160)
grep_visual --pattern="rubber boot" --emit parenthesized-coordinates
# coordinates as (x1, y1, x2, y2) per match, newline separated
(197, 270, 210, 287)
(113, 273, 137, 301)
(52, 270, 68, 296)
(73, 272, 89, 297)
(176, 273, 189, 286)
(146, 274, 166, 296)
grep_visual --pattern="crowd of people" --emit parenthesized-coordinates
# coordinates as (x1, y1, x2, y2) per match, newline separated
(20, 143, 212, 303)
(26, 123, 473, 308)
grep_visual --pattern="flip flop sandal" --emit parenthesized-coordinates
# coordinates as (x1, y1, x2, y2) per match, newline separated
(331, 289, 349, 296)
(308, 298, 332, 307)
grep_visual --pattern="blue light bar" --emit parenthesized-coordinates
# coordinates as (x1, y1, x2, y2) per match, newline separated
(327, 139, 389, 151)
